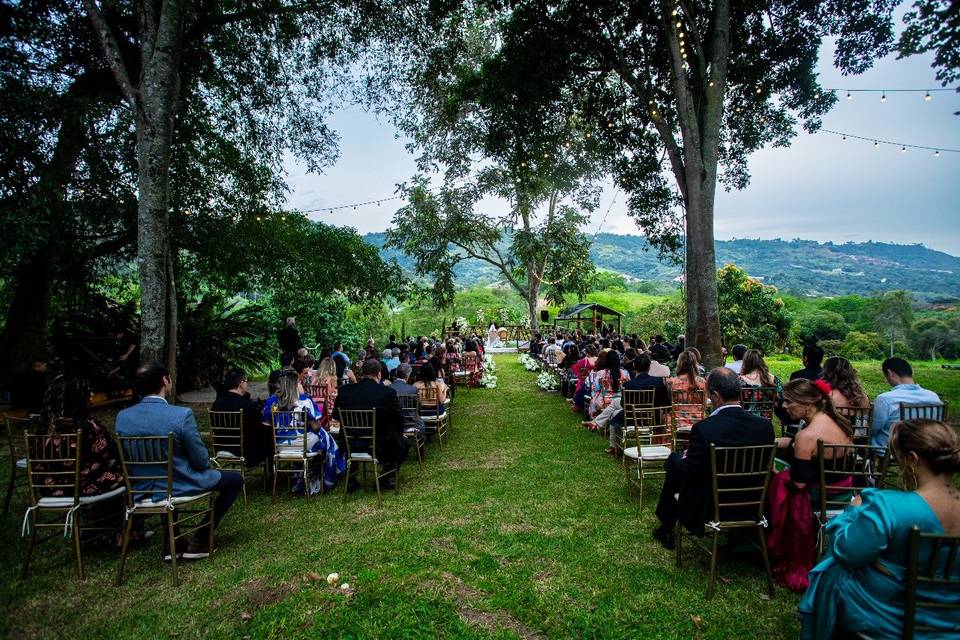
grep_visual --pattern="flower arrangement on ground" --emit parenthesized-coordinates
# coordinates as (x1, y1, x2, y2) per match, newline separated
(479, 371, 498, 388)
(537, 370, 559, 391)
(483, 354, 496, 373)
(518, 352, 540, 371)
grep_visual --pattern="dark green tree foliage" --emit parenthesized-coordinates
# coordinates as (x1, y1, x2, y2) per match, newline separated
(870, 290, 915, 357)
(793, 308, 849, 346)
(385, 6, 601, 330)
(433, 1, 896, 364)
(898, 1, 960, 96)
(716, 264, 792, 354)
(910, 315, 960, 360)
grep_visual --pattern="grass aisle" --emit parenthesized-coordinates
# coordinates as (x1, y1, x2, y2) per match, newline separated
(0, 355, 799, 638)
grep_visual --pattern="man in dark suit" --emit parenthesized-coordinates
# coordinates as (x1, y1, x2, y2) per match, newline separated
(210, 368, 272, 468)
(653, 367, 775, 549)
(278, 317, 302, 354)
(333, 359, 410, 490)
(789, 344, 824, 381)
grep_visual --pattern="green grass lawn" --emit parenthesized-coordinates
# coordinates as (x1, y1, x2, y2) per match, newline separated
(0, 355, 803, 639)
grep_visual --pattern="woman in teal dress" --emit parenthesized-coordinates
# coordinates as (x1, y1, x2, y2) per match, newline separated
(798, 419, 960, 639)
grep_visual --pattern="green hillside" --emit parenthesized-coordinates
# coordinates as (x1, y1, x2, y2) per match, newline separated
(366, 232, 960, 302)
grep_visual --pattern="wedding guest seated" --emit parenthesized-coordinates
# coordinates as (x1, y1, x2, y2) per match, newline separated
(331, 341, 351, 367)
(767, 379, 854, 591)
(333, 353, 356, 386)
(383, 348, 400, 374)
(589, 351, 629, 419)
(268, 351, 295, 395)
(39, 375, 126, 546)
(603, 353, 671, 455)
(414, 363, 448, 415)
(666, 351, 707, 429)
(391, 364, 424, 436)
(821, 356, 870, 415)
(262, 373, 343, 493)
(871, 357, 943, 452)
(117, 362, 243, 559)
(542, 337, 564, 366)
(333, 359, 409, 490)
(652, 368, 775, 550)
(791, 344, 824, 381)
(738, 349, 784, 419)
(649, 346, 672, 377)
(798, 419, 960, 639)
(725, 344, 747, 374)
(210, 368, 272, 468)
(571, 345, 599, 413)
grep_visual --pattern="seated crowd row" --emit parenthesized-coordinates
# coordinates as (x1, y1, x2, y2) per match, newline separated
(528, 329, 955, 638)
(12, 334, 484, 579)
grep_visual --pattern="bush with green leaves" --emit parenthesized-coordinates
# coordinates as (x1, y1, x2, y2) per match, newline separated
(717, 265, 792, 355)
(841, 332, 886, 361)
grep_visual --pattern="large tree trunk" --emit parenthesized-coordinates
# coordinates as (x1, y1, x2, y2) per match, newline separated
(0, 250, 55, 388)
(526, 260, 541, 333)
(683, 173, 723, 368)
(132, 0, 186, 369)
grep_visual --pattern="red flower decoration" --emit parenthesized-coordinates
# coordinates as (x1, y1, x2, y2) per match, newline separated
(813, 379, 832, 397)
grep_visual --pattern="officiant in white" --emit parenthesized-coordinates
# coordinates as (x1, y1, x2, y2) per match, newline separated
(487, 322, 502, 348)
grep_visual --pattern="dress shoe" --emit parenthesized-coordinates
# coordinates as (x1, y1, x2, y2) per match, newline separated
(652, 526, 676, 550)
(183, 542, 211, 560)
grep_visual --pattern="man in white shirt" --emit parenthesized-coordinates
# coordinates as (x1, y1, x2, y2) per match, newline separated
(542, 337, 565, 365)
(725, 344, 747, 374)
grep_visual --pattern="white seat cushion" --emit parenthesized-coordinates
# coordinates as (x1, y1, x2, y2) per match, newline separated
(16, 458, 27, 469)
(420, 415, 446, 422)
(134, 492, 211, 509)
(276, 450, 320, 459)
(403, 428, 419, 435)
(215, 450, 241, 460)
(36, 486, 127, 508)
(639, 446, 672, 461)
(349, 452, 377, 463)
(824, 509, 845, 520)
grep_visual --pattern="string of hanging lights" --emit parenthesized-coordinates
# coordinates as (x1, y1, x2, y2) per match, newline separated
(819, 129, 958, 156)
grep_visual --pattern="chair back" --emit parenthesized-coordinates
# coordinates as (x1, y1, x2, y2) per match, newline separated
(336, 409, 377, 459)
(904, 525, 960, 639)
(463, 354, 480, 373)
(816, 440, 887, 521)
(900, 402, 947, 422)
(23, 431, 81, 505)
(116, 433, 175, 504)
(622, 388, 655, 411)
(624, 406, 673, 448)
(208, 410, 244, 459)
(709, 443, 776, 525)
(835, 405, 873, 446)
(741, 386, 777, 419)
(270, 408, 311, 455)
(418, 384, 444, 415)
(671, 387, 706, 428)
(5, 414, 35, 462)
(396, 394, 420, 431)
(304, 384, 336, 421)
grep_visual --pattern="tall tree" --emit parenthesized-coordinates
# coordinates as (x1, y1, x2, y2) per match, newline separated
(871, 290, 915, 356)
(81, 0, 411, 381)
(384, 5, 603, 331)
(432, 1, 897, 364)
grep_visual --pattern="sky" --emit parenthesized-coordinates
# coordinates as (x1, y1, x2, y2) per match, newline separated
(283, 17, 960, 257)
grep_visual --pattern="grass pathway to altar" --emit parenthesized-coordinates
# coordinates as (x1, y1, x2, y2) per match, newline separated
(0, 355, 799, 638)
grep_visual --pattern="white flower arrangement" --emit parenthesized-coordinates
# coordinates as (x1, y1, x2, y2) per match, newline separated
(498, 307, 511, 324)
(518, 353, 540, 371)
(537, 370, 559, 391)
(483, 354, 496, 372)
(480, 372, 498, 388)
(453, 316, 468, 331)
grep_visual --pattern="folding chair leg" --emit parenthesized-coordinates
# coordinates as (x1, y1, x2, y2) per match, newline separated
(72, 513, 84, 581)
(3, 466, 15, 517)
(20, 513, 37, 580)
(342, 462, 351, 501)
(208, 495, 216, 555)
(240, 469, 248, 507)
(115, 515, 134, 586)
(757, 527, 774, 597)
(638, 469, 645, 505)
(674, 523, 682, 568)
(706, 531, 720, 600)
(167, 512, 179, 587)
(271, 459, 279, 503)
(373, 464, 382, 504)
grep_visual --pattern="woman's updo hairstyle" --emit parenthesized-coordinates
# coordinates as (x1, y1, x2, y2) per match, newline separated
(782, 378, 852, 438)
(889, 419, 960, 476)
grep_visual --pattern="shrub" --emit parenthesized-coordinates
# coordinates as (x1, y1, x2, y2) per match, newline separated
(841, 331, 885, 360)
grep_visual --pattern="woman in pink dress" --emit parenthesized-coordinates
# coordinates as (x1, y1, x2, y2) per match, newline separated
(666, 350, 706, 429)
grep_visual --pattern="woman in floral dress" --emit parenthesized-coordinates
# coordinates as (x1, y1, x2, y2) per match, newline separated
(665, 350, 706, 429)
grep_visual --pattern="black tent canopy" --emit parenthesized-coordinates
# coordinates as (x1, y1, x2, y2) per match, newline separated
(554, 302, 623, 334)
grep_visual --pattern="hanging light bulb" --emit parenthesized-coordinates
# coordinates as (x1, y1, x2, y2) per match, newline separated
(874, 141, 879, 148)
(846, 91, 852, 100)
(880, 92, 886, 102)
(815, 92, 821, 99)
(901, 146, 907, 153)
(756, 87, 762, 94)
(672, 9, 678, 16)
(842, 135, 847, 141)
(924, 91, 931, 101)
(709, 80, 715, 87)
(651, 109, 658, 117)
(256, 216, 262, 221)
(676, 21, 682, 28)
(934, 150, 940, 157)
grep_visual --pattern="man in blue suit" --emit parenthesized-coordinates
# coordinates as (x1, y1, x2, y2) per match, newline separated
(116, 361, 243, 559)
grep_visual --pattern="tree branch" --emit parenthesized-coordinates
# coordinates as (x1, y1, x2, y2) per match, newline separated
(448, 238, 525, 296)
(83, 0, 137, 107)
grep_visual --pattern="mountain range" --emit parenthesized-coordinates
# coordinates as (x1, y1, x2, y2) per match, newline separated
(365, 232, 960, 302)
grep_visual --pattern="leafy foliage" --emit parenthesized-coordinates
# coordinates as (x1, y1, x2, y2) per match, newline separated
(898, 1, 960, 94)
(716, 265, 792, 354)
